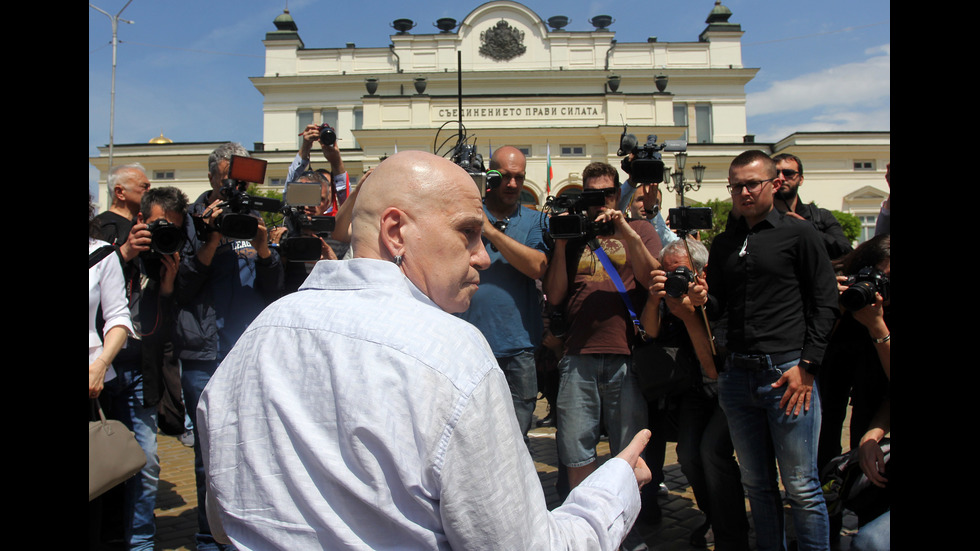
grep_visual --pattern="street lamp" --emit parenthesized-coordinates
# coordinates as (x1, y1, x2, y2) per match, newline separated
(666, 153, 704, 207)
(91, 0, 135, 205)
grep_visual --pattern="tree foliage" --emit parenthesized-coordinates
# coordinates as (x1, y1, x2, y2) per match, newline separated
(687, 198, 733, 250)
(830, 210, 861, 245)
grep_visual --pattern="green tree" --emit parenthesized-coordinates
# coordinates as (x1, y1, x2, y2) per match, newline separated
(830, 210, 861, 245)
(246, 184, 285, 230)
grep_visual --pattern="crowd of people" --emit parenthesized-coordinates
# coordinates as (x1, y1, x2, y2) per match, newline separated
(89, 126, 890, 551)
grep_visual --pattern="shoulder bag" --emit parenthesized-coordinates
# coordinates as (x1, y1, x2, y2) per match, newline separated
(89, 399, 146, 501)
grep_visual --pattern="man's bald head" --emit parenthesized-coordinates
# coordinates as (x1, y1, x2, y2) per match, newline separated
(350, 150, 490, 312)
(486, 146, 526, 213)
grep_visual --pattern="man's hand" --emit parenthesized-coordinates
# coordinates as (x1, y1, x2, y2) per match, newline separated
(298, 124, 320, 148)
(852, 292, 887, 335)
(119, 222, 151, 262)
(772, 364, 815, 416)
(784, 212, 805, 221)
(615, 429, 652, 489)
(689, 274, 708, 307)
(858, 435, 888, 488)
(159, 252, 180, 297)
(594, 208, 635, 242)
(251, 216, 272, 259)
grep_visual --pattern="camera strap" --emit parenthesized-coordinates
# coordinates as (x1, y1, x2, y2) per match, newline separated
(590, 241, 649, 341)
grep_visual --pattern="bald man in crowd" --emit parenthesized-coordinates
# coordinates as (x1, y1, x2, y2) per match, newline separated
(456, 145, 550, 444)
(199, 150, 653, 550)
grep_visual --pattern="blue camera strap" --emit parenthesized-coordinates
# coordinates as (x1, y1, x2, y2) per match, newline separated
(590, 239, 649, 341)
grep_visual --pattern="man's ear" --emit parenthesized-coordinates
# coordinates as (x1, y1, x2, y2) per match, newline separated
(379, 206, 407, 260)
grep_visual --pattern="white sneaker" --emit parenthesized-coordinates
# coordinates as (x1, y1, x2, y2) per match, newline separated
(657, 482, 669, 496)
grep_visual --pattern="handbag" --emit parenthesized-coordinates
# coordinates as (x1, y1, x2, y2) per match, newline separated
(591, 241, 698, 403)
(89, 399, 147, 501)
(631, 337, 699, 403)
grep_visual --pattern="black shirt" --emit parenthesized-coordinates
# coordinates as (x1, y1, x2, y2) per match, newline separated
(792, 196, 853, 260)
(706, 208, 839, 371)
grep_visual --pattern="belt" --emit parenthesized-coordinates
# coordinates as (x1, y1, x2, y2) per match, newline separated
(727, 350, 800, 371)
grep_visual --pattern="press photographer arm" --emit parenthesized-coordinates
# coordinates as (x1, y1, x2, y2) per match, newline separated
(541, 230, 569, 306)
(481, 214, 548, 279)
(594, 208, 660, 289)
(858, 398, 890, 488)
(851, 292, 890, 380)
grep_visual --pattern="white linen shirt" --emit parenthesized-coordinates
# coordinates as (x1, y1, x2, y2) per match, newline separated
(89, 239, 135, 382)
(200, 258, 640, 550)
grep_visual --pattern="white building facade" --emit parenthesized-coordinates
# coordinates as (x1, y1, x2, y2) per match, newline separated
(90, 1, 889, 241)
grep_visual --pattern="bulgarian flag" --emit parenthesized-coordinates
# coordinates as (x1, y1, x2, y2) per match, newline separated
(546, 142, 553, 194)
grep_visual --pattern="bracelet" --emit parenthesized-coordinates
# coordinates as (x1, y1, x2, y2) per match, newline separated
(872, 333, 891, 344)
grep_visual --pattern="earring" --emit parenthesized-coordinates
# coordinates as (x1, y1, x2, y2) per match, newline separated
(393, 255, 403, 266)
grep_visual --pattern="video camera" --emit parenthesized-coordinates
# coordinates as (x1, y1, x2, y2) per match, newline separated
(544, 188, 615, 240)
(840, 266, 890, 312)
(617, 127, 687, 186)
(213, 155, 282, 240)
(450, 142, 501, 198)
(276, 180, 336, 262)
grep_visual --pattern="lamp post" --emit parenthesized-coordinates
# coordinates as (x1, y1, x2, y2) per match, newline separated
(667, 153, 705, 208)
(90, 0, 135, 206)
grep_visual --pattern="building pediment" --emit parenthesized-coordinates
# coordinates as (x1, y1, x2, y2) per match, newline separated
(843, 185, 888, 203)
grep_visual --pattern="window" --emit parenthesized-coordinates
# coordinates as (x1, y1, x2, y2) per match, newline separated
(321, 109, 338, 130)
(353, 108, 363, 148)
(561, 145, 585, 156)
(673, 103, 688, 142)
(153, 170, 174, 180)
(515, 146, 531, 157)
(858, 214, 877, 243)
(270, 178, 283, 189)
(298, 109, 314, 147)
(854, 160, 876, 171)
(695, 104, 712, 143)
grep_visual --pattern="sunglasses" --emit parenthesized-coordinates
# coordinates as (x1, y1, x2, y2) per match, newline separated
(775, 169, 799, 178)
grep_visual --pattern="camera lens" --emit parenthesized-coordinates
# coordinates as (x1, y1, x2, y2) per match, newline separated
(319, 124, 336, 146)
(839, 281, 877, 312)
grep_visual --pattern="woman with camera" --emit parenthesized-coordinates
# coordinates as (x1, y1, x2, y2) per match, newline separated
(817, 233, 891, 541)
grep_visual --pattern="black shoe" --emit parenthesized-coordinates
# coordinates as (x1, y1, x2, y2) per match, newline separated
(536, 413, 556, 427)
(689, 520, 709, 548)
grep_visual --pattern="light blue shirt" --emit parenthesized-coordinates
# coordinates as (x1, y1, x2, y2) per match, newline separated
(200, 258, 641, 550)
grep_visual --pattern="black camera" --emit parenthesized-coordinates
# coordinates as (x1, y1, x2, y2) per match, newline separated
(317, 123, 337, 146)
(276, 180, 336, 262)
(840, 266, 890, 312)
(213, 155, 282, 240)
(667, 206, 713, 233)
(618, 127, 687, 185)
(664, 266, 695, 298)
(146, 219, 186, 256)
(545, 189, 615, 240)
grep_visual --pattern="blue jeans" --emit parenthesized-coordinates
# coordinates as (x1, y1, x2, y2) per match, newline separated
(103, 364, 160, 551)
(556, 353, 647, 466)
(497, 350, 538, 446)
(181, 359, 237, 551)
(850, 509, 889, 550)
(717, 354, 829, 551)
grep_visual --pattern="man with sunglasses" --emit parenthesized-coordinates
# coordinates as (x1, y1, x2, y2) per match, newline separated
(705, 150, 839, 551)
(772, 153, 852, 260)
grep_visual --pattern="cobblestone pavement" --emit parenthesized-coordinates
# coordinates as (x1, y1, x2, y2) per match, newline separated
(153, 398, 858, 550)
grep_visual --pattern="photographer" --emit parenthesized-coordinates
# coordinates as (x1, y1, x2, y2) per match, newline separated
(639, 237, 750, 550)
(96, 185, 189, 550)
(289, 123, 350, 215)
(174, 142, 283, 551)
(817, 234, 890, 540)
(542, 161, 661, 496)
(272, 170, 341, 295)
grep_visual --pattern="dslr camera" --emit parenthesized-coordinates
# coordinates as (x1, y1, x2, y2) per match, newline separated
(317, 123, 337, 146)
(146, 219, 186, 256)
(213, 155, 282, 240)
(840, 266, 890, 312)
(276, 180, 336, 262)
(544, 189, 615, 240)
(664, 265, 696, 298)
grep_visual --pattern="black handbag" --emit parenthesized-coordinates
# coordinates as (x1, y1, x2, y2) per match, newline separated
(631, 338, 699, 403)
(590, 243, 699, 403)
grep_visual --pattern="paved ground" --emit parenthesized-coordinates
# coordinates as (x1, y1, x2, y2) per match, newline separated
(152, 398, 858, 550)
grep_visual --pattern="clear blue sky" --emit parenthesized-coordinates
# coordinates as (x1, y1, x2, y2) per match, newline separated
(89, 0, 890, 198)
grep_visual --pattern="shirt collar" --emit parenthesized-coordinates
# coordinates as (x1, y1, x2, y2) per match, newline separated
(300, 258, 440, 311)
